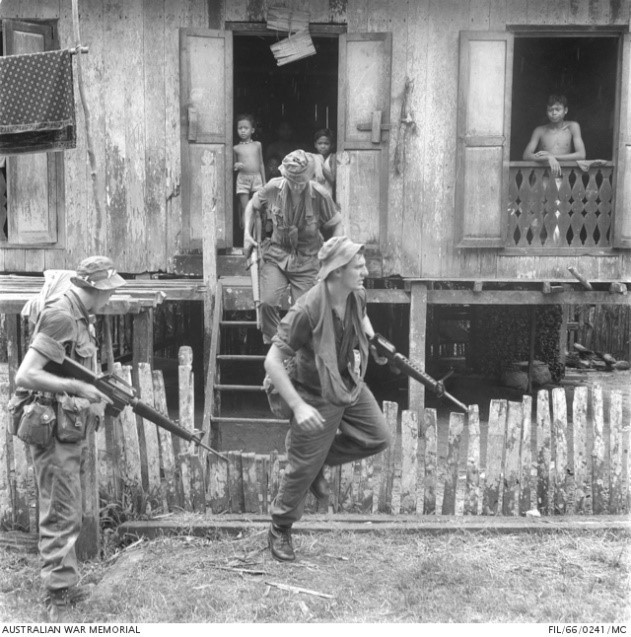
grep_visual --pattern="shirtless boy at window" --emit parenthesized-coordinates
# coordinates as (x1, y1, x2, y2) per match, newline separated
(522, 94, 586, 177)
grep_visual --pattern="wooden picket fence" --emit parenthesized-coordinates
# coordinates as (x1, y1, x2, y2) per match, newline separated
(1, 351, 629, 532)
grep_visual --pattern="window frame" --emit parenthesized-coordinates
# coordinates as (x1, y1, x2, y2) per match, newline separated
(0, 19, 66, 250)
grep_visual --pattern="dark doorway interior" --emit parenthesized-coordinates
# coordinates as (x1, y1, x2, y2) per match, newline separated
(232, 34, 339, 245)
(510, 37, 618, 161)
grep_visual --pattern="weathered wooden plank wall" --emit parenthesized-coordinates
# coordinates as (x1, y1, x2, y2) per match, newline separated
(0, 0, 629, 280)
(0, 0, 207, 274)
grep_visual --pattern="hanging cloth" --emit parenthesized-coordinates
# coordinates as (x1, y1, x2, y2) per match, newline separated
(0, 49, 76, 154)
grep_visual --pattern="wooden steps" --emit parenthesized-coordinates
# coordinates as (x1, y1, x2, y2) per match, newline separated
(207, 278, 290, 453)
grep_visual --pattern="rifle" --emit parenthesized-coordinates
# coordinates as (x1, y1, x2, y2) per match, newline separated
(245, 210, 263, 330)
(369, 333, 469, 412)
(60, 357, 227, 460)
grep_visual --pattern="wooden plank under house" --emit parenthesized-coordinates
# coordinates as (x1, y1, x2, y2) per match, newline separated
(1, 1, 631, 536)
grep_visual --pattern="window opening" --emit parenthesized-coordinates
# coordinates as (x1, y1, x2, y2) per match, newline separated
(232, 34, 339, 246)
(508, 36, 617, 250)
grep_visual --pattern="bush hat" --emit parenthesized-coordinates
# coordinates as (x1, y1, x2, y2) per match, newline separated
(279, 149, 315, 184)
(70, 256, 126, 291)
(318, 236, 364, 281)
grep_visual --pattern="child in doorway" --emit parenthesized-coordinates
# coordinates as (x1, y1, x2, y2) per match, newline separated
(234, 113, 265, 228)
(522, 94, 586, 177)
(311, 128, 336, 198)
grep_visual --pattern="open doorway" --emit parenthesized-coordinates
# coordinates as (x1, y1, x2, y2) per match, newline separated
(510, 36, 618, 161)
(232, 34, 339, 245)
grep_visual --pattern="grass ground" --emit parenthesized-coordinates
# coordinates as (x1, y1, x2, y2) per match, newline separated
(1, 527, 629, 623)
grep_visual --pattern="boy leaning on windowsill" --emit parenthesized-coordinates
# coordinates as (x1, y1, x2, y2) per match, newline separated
(522, 93, 586, 178)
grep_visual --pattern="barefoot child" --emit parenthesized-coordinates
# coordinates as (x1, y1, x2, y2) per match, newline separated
(311, 128, 336, 198)
(234, 114, 265, 227)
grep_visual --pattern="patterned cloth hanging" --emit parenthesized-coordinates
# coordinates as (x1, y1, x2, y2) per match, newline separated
(0, 49, 76, 154)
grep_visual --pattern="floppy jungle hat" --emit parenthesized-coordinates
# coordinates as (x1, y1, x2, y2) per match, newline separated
(70, 256, 127, 291)
(317, 236, 364, 281)
(279, 149, 315, 183)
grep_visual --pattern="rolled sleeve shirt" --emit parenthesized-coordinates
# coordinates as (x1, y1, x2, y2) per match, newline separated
(252, 178, 341, 272)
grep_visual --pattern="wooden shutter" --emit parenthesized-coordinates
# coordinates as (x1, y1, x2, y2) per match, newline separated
(3, 20, 59, 245)
(456, 32, 513, 248)
(180, 29, 232, 250)
(337, 33, 392, 248)
(613, 34, 631, 249)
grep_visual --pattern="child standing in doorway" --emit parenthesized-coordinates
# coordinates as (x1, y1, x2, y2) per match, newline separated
(311, 128, 336, 199)
(234, 113, 265, 228)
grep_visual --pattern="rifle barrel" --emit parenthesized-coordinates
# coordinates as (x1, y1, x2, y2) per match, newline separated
(132, 399, 226, 460)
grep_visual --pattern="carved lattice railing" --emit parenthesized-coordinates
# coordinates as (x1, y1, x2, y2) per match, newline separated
(507, 162, 614, 249)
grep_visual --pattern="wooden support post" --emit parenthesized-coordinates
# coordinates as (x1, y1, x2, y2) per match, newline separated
(483, 399, 507, 516)
(133, 310, 154, 371)
(441, 411, 464, 515)
(408, 283, 428, 418)
(339, 462, 355, 513)
(464, 405, 480, 515)
(423, 408, 437, 515)
(503, 401, 522, 516)
(559, 305, 569, 367)
(572, 386, 591, 515)
(400, 410, 418, 513)
(207, 449, 229, 514)
(227, 451, 244, 513)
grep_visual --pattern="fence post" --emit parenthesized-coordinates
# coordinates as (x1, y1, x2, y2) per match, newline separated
(0, 379, 13, 528)
(572, 386, 591, 515)
(536, 389, 552, 515)
(382, 401, 398, 513)
(401, 410, 419, 513)
(483, 399, 507, 516)
(137, 362, 161, 503)
(227, 451, 244, 513)
(464, 405, 480, 515)
(592, 385, 606, 514)
(519, 395, 534, 514)
(207, 449, 229, 513)
(152, 370, 177, 511)
(242, 452, 258, 513)
(552, 387, 570, 514)
(503, 401, 521, 516)
(442, 411, 464, 515)
(423, 408, 437, 515)
(609, 390, 624, 514)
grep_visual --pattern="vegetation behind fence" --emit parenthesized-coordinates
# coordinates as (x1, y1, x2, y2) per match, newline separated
(0, 348, 629, 534)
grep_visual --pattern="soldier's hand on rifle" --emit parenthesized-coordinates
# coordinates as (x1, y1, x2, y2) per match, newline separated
(369, 344, 388, 366)
(243, 231, 258, 260)
(74, 380, 112, 405)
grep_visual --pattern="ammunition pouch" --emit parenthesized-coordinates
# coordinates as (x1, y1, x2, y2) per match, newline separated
(13, 394, 56, 447)
(7, 389, 36, 436)
(55, 394, 91, 443)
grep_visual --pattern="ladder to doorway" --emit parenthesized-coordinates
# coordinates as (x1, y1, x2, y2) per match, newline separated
(204, 277, 289, 453)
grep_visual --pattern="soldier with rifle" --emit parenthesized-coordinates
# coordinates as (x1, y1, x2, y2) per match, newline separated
(13, 256, 127, 622)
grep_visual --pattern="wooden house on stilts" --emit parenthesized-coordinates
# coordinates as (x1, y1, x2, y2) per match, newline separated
(0, 0, 630, 533)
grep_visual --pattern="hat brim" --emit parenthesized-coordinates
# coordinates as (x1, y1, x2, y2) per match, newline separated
(70, 273, 127, 291)
(318, 242, 364, 281)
